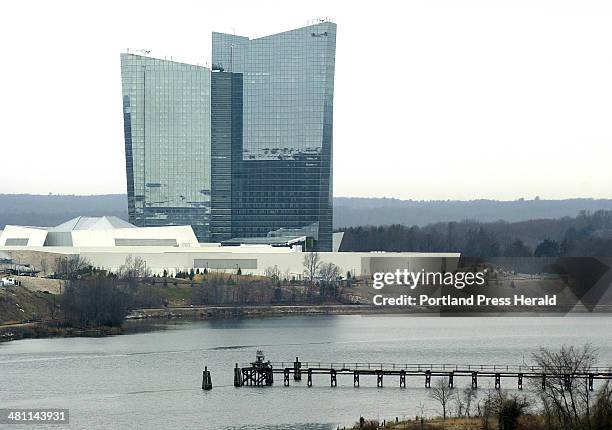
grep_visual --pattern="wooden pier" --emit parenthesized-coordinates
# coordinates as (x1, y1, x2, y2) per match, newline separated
(232, 355, 612, 391)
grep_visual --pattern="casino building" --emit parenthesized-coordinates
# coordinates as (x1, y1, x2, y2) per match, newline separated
(121, 21, 336, 250)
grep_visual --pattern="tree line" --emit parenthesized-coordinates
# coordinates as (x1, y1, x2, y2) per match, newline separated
(55, 253, 349, 328)
(339, 210, 612, 257)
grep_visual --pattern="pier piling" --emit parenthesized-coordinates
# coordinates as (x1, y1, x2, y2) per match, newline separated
(234, 363, 242, 387)
(294, 357, 302, 381)
(202, 366, 213, 390)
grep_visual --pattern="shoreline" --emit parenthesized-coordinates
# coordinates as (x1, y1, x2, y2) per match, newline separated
(2, 303, 610, 343)
(126, 304, 384, 320)
(0, 305, 385, 343)
(0, 323, 124, 343)
(126, 303, 612, 320)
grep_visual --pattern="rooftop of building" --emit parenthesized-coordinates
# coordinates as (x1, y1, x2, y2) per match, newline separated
(50, 216, 135, 232)
(212, 19, 336, 40)
(220, 236, 307, 247)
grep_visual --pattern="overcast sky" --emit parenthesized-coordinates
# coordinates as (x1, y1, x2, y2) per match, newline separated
(1, 0, 611, 200)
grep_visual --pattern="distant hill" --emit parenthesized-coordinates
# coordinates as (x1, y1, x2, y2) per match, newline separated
(0, 194, 128, 228)
(334, 197, 612, 228)
(2, 194, 612, 229)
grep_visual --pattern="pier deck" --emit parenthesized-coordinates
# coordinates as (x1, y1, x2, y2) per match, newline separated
(233, 357, 612, 390)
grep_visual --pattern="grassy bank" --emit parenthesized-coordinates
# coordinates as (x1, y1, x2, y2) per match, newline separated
(0, 285, 59, 324)
(0, 323, 123, 342)
(349, 415, 546, 429)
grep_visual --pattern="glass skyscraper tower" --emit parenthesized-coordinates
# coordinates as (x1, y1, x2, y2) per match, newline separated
(120, 54, 212, 241)
(212, 21, 336, 251)
(121, 21, 336, 250)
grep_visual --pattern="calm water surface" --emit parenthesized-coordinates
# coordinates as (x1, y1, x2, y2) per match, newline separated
(1, 315, 611, 429)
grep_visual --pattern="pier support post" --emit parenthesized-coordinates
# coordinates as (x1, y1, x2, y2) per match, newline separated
(307, 369, 312, 387)
(425, 370, 431, 388)
(202, 366, 212, 390)
(331, 369, 337, 387)
(518, 373, 523, 390)
(542, 374, 546, 390)
(495, 373, 501, 390)
(233, 363, 242, 387)
(242, 369, 249, 386)
(294, 357, 302, 381)
(588, 374, 594, 392)
(284, 368, 290, 386)
(376, 370, 383, 388)
(399, 370, 406, 388)
(354, 371, 359, 387)
(471, 371, 478, 389)
(448, 372, 454, 388)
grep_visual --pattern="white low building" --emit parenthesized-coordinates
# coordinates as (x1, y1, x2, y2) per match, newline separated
(0, 216, 199, 248)
(0, 217, 459, 278)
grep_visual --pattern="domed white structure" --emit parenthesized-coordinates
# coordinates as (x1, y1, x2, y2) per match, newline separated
(0, 216, 199, 248)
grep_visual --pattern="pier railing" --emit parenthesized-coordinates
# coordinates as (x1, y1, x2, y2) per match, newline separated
(241, 361, 612, 374)
(231, 357, 612, 390)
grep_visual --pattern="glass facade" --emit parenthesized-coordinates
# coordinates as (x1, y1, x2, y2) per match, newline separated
(120, 54, 212, 241)
(212, 22, 336, 251)
(210, 72, 243, 242)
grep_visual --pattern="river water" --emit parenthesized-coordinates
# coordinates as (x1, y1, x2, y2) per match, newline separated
(1, 315, 611, 429)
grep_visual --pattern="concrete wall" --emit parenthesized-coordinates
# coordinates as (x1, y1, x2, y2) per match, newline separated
(0, 226, 48, 247)
(0, 225, 200, 248)
(0, 246, 459, 279)
(70, 225, 199, 248)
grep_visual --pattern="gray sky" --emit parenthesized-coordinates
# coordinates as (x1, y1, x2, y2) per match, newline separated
(1, 0, 611, 200)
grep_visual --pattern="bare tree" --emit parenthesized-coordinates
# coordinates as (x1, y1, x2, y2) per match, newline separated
(430, 378, 454, 422)
(61, 277, 132, 328)
(592, 382, 612, 429)
(416, 401, 426, 429)
(480, 387, 497, 430)
(463, 386, 477, 417)
(453, 389, 466, 417)
(496, 392, 529, 430)
(282, 268, 291, 282)
(302, 252, 320, 282)
(39, 257, 49, 276)
(264, 265, 281, 280)
(117, 255, 151, 287)
(530, 344, 598, 430)
(318, 262, 342, 284)
(54, 255, 92, 279)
